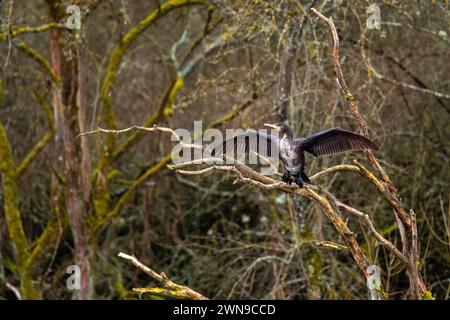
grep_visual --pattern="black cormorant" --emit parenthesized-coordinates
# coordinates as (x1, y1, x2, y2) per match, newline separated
(212, 122, 378, 188)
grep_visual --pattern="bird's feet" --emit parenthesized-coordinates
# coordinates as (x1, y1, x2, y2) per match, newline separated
(282, 171, 293, 185)
(294, 174, 304, 188)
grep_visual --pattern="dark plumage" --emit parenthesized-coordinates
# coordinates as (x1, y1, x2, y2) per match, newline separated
(212, 122, 378, 187)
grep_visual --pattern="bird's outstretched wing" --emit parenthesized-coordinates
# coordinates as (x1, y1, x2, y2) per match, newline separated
(210, 130, 279, 159)
(301, 127, 378, 157)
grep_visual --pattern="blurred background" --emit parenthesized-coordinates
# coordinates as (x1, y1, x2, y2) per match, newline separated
(0, 0, 449, 299)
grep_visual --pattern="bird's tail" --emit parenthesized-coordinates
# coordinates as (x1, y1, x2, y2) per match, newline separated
(301, 171, 313, 185)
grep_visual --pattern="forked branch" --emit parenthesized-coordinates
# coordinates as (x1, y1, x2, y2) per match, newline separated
(311, 7, 428, 299)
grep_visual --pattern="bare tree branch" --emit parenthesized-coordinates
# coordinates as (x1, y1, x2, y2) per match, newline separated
(311, 7, 428, 299)
(118, 252, 207, 300)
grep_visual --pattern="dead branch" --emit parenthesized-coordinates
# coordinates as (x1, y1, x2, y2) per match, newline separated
(81, 123, 422, 294)
(368, 64, 450, 100)
(311, 7, 428, 299)
(171, 158, 372, 278)
(76, 124, 203, 150)
(88, 88, 261, 233)
(315, 241, 349, 253)
(118, 252, 207, 300)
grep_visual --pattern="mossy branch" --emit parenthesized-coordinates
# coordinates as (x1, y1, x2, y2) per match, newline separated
(16, 92, 55, 178)
(14, 40, 60, 86)
(26, 206, 66, 278)
(0, 123, 41, 298)
(91, 153, 172, 232)
(93, 2, 208, 221)
(109, 76, 185, 162)
(106, 15, 224, 164)
(0, 22, 63, 41)
(0, 123, 29, 269)
(99, 0, 206, 152)
(16, 131, 54, 178)
(85, 91, 257, 232)
(206, 97, 255, 130)
(118, 252, 207, 300)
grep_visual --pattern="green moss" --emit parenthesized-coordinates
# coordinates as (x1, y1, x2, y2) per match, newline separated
(27, 205, 66, 275)
(300, 225, 322, 295)
(15, 40, 60, 86)
(163, 76, 184, 117)
(17, 131, 54, 177)
(0, 22, 60, 41)
(107, 169, 120, 180)
(45, 0, 65, 21)
(0, 123, 42, 299)
(111, 77, 183, 161)
(133, 287, 196, 300)
(93, 182, 111, 220)
(94, 154, 172, 231)
(0, 123, 29, 269)
(99, 0, 205, 149)
(307, 41, 318, 60)
(421, 291, 436, 300)
(0, 77, 4, 107)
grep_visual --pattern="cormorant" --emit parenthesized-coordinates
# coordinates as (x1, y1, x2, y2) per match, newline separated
(212, 122, 378, 187)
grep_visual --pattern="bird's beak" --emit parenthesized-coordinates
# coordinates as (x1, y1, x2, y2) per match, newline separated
(264, 123, 280, 131)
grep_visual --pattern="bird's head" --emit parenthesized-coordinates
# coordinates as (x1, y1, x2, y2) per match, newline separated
(264, 122, 293, 138)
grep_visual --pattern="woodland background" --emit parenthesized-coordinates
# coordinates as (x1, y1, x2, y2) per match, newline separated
(0, 0, 449, 300)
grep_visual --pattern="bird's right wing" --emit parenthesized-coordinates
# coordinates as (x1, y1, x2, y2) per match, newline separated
(301, 127, 378, 157)
(209, 129, 280, 161)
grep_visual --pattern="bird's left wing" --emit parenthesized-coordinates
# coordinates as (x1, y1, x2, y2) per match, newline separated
(301, 127, 378, 157)
(210, 129, 279, 160)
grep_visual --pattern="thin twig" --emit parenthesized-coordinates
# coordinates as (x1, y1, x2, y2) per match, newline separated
(77, 124, 203, 149)
(6, 282, 22, 300)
